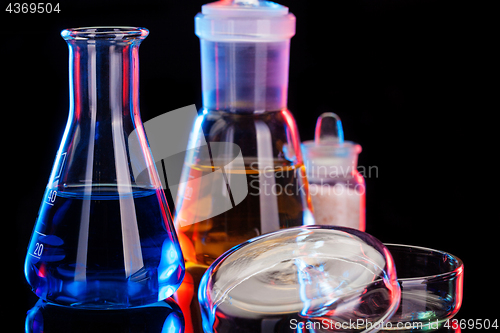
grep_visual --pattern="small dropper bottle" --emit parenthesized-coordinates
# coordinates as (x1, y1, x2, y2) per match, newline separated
(302, 113, 366, 231)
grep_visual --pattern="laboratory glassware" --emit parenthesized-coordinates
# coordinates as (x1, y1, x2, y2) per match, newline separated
(384, 244, 464, 331)
(174, 0, 312, 269)
(198, 225, 401, 333)
(302, 112, 366, 230)
(24, 27, 185, 308)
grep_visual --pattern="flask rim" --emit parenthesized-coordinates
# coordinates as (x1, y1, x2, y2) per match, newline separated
(61, 26, 149, 41)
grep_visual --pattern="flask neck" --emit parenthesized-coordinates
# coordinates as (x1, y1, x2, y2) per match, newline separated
(55, 30, 161, 191)
(67, 39, 142, 123)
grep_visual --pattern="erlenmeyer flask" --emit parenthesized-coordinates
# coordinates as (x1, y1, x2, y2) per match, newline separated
(174, 0, 312, 268)
(24, 27, 185, 308)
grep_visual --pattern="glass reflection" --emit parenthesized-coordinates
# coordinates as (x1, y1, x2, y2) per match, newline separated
(25, 298, 184, 333)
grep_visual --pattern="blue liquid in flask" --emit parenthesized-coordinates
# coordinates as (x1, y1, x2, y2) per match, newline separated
(24, 27, 185, 308)
(25, 186, 184, 308)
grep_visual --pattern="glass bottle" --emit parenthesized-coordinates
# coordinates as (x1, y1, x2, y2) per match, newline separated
(24, 27, 185, 308)
(302, 113, 366, 231)
(174, 0, 312, 269)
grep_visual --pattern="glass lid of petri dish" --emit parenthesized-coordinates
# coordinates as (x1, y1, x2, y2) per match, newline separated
(199, 226, 401, 333)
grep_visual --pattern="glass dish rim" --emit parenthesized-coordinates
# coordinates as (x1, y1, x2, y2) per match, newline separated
(61, 26, 149, 41)
(384, 243, 464, 281)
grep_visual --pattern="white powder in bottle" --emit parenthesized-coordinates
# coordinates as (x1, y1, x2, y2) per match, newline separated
(309, 182, 365, 231)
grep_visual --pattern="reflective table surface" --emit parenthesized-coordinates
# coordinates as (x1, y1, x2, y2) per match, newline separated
(25, 298, 184, 333)
(21, 287, 463, 333)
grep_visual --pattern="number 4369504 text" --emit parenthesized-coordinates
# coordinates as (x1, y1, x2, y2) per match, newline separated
(5, 3, 60, 13)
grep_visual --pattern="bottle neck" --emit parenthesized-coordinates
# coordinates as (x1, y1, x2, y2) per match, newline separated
(200, 40, 290, 113)
(67, 40, 141, 123)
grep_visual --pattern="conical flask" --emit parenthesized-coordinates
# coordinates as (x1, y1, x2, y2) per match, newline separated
(174, 0, 313, 268)
(24, 27, 185, 308)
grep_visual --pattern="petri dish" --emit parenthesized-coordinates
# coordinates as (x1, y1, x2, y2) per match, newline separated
(199, 225, 401, 333)
(382, 244, 464, 331)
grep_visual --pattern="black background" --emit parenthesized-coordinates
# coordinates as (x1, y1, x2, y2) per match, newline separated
(3, 0, 494, 330)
